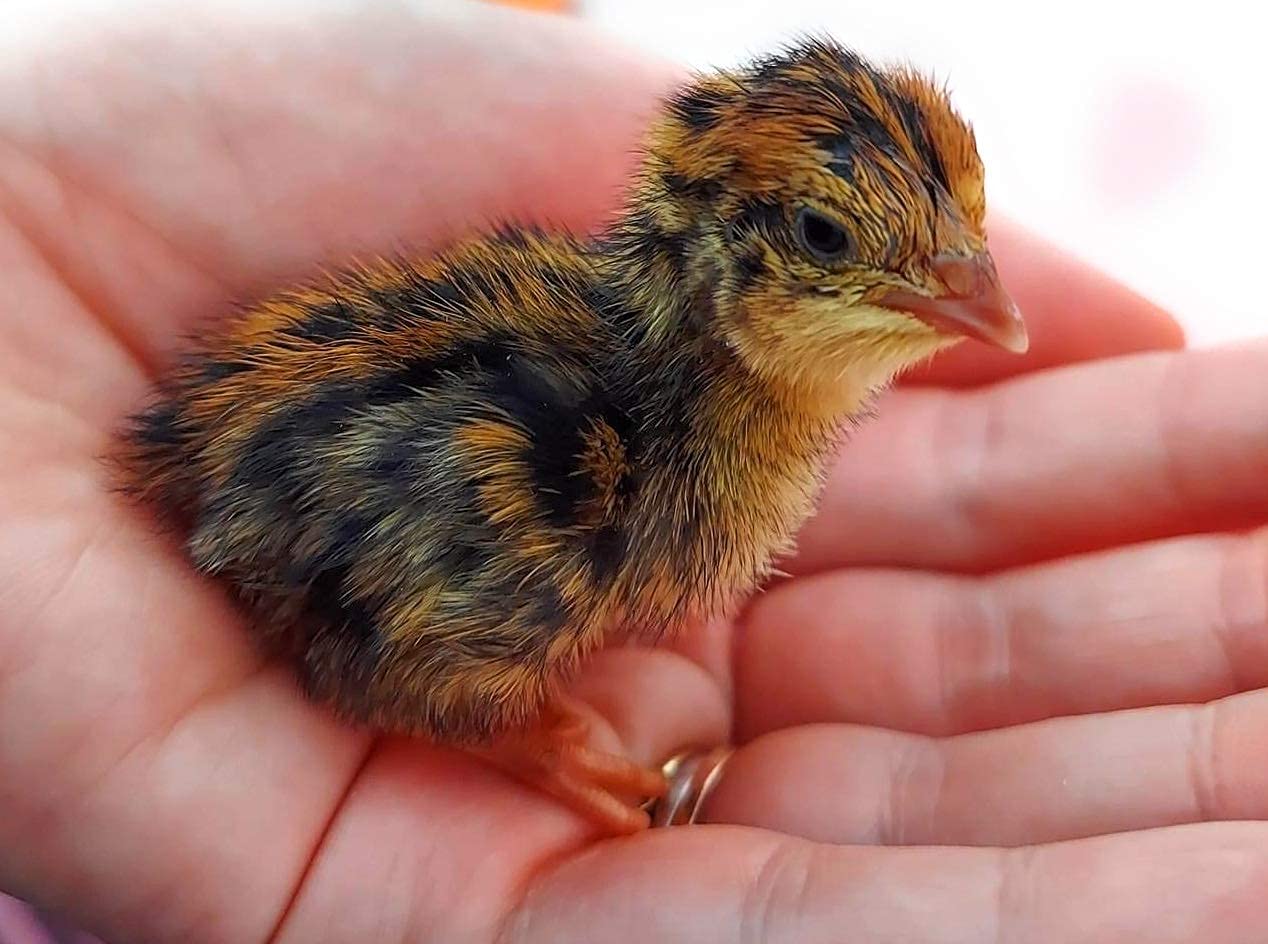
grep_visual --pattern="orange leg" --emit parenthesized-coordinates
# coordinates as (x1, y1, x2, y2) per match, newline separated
(481, 695, 667, 834)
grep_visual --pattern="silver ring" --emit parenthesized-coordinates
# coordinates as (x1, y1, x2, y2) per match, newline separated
(648, 746, 733, 827)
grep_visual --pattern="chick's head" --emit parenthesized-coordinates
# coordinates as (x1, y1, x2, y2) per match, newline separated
(644, 38, 1026, 398)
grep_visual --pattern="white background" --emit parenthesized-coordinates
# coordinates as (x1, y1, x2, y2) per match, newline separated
(4, 0, 1263, 345)
(582, 0, 1264, 346)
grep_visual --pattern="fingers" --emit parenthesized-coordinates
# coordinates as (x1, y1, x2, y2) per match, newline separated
(794, 341, 1268, 575)
(273, 646, 730, 944)
(502, 823, 1268, 944)
(0, 1, 675, 381)
(710, 684, 1268, 847)
(739, 529, 1268, 738)
(906, 216, 1184, 388)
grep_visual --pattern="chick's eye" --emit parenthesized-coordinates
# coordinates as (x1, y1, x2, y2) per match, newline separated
(794, 207, 852, 263)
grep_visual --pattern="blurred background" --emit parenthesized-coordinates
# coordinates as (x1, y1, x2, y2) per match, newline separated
(0, 0, 1260, 935)
(580, 0, 1261, 347)
(4, 0, 1263, 345)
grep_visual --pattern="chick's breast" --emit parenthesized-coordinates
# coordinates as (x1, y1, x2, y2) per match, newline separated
(124, 233, 636, 743)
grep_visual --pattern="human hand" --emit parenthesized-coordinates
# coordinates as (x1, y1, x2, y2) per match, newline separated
(3, 3, 1263, 942)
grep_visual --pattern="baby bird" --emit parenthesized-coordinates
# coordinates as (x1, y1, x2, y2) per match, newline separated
(119, 38, 1025, 833)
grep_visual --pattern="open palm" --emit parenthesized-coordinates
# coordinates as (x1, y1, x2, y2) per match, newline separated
(3, 3, 1267, 942)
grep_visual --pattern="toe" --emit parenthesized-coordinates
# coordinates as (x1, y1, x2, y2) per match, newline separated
(560, 745, 667, 798)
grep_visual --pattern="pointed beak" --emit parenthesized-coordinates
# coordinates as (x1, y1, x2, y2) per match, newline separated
(877, 252, 1029, 354)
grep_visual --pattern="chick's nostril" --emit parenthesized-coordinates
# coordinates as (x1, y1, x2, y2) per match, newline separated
(930, 254, 986, 297)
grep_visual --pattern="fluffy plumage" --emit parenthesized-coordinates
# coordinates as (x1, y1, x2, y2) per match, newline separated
(118, 38, 1020, 820)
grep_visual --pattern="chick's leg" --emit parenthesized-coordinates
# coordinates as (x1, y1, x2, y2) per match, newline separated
(484, 694, 666, 834)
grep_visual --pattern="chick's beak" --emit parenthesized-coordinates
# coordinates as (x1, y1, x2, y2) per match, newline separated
(878, 252, 1029, 354)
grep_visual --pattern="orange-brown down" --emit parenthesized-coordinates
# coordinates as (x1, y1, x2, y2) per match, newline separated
(117, 38, 1026, 833)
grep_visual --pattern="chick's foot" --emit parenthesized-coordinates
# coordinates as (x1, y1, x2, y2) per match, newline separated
(483, 695, 666, 834)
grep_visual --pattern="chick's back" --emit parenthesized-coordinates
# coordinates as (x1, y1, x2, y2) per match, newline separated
(123, 231, 636, 742)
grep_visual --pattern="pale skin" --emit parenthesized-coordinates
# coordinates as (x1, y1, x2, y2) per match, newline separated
(3, 2, 1268, 941)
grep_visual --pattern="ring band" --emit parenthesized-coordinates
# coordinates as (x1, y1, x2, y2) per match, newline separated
(648, 746, 733, 827)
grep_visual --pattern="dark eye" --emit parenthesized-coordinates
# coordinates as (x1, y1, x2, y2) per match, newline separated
(794, 207, 852, 263)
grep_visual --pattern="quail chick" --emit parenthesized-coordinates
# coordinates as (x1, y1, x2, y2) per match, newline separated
(118, 38, 1026, 834)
